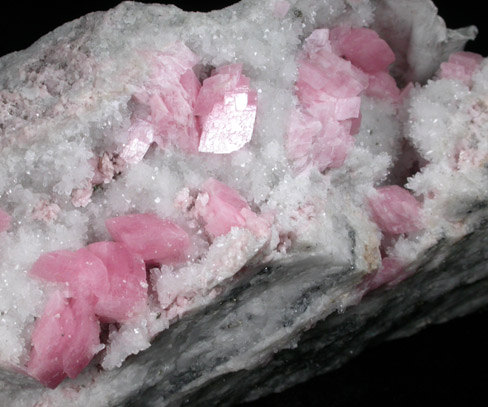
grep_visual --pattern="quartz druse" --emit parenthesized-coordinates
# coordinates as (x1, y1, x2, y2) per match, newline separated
(1, 0, 487, 406)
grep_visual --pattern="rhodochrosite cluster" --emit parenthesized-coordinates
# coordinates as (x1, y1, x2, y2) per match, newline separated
(0, 14, 483, 389)
(27, 178, 270, 388)
(286, 27, 398, 172)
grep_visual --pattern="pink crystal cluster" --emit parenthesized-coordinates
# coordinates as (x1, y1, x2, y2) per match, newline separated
(121, 45, 257, 163)
(27, 214, 188, 388)
(27, 175, 267, 388)
(361, 50, 484, 291)
(71, 45, 258, 209)
(439, 51, 483, 87)
(196, 64, 258, 154)
(195, 178, 270, 239)
(366, 186, 423, 290)
(286, 27, 399, 172)
(17, 22, 484, 390)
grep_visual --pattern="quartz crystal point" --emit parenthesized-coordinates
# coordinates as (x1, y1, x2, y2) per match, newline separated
(0, 0, 486, 406)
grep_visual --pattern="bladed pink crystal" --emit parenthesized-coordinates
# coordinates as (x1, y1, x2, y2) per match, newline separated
(368, 256, 404, 290)
(287, 27, 398, 173)
(195, 64, 257, 154)
(312, 120, 355, 170)
(86, 242, 147, 322)
(0, 209, 10, 232)
(27, 292, 101, 389)
(105, 213, 190, 264)
(367, 186, 423, 235)
(120, 44, 201, 163)
(195, 178, 269, 239)
(365, 71, 401, 101)
(288, 28, 369, 172)
(285, 109, 321, 171)
(332, 27, 396, 73)
(120, 119, 155, 164)
(439, 51, 483, 86)
(29, 248, 110, 298)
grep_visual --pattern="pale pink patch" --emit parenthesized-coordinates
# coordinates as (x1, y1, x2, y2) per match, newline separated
(27, 292, 101, 389)
(285, 109, 322, 171)
(195, 178, 270, 239)
(368, 186, 423, 234)
(350, 111, 362, 135)
(151, 42, 200, 80)
(90, 153, 116, 185)
(89, 157, 104, 185)
(0, 209, 11, 232)
(86, 241, 147, 322)
(106, 213, 190, 264)
(297, 54, 367, 99)
(303, 93, 360, 123)
(365, 71, 400, 102)
(400, 82, 414, 102)
(180, 68, 202, 103)
(71, 182, 93, 208)
(329, 26, 351, 54)
(32, 201, 61, 223)
(439, 51, 483, 86)
(29, 248, 110, 298)
(333, 27, 395, 73)
(368, 256, 403, 290)
(303, 29, 333, 56)
(457, 147, 486, 170)
(195, 64, 257, 154)
(273, 0, 290, 18)
(333, 96, 362, 120)
(313, 120, 355, 170)
(120, 120, 155, 164)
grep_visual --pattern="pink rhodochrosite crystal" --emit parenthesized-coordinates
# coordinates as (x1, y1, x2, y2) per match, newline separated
(86, 242, 147, 322)
(105, 213, 190, 264)
(120, 43, 201, 163)
(439, 51, 483, 86)
(363, 256, 404, 291)
(285, 109, 322, 171)
(331, 27, 396, 73)
(195, 178, 269, 239)
(273, 0, 290, 19)
(195, 64, 257, 154)
(120, 50, 258, 162)
(367, 186, 423, 235)
(364, 71, 401, 101)
(27, 292, 101, 389)
(121, 120, 155, 165)
(287, 26, 401, 173)
(30, 249, 110, 298)
(0, 209, 10, 232)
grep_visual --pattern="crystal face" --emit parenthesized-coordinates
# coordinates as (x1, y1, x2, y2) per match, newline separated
(0, 1, 487, 405)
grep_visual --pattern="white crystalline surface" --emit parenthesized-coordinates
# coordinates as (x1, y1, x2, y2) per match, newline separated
(0, 0, 487, 405)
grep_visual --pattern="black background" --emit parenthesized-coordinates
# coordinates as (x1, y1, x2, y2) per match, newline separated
(1, 1, 487, 406)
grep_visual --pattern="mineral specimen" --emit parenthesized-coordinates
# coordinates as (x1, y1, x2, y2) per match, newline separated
(0, 0, 487, 406)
